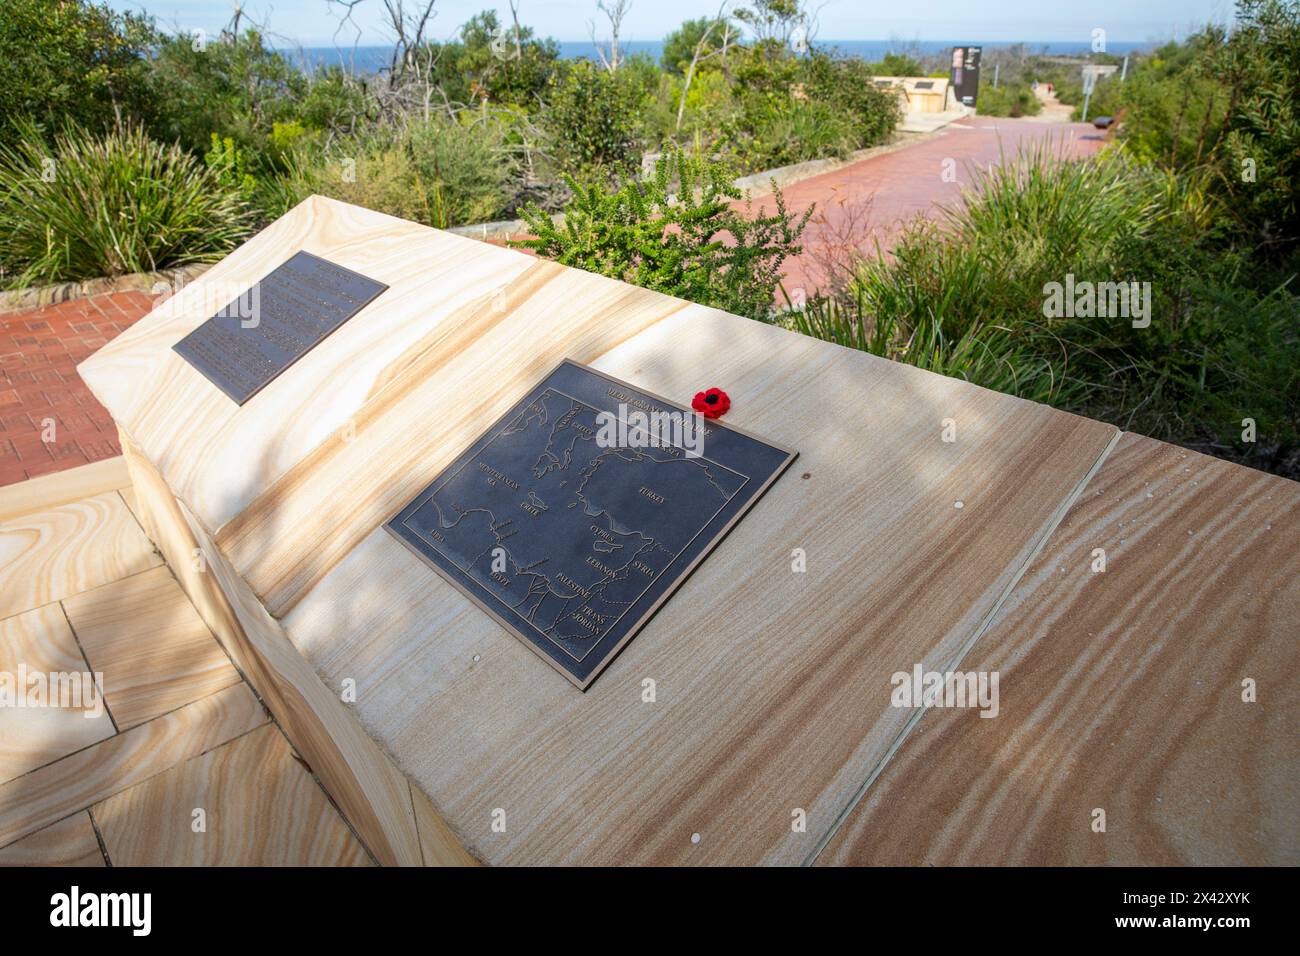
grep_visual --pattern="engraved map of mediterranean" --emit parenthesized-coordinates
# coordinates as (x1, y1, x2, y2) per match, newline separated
(388, 361, 796, 689)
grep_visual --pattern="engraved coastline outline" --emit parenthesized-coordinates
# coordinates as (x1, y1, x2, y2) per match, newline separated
(400, 387, 751, 662)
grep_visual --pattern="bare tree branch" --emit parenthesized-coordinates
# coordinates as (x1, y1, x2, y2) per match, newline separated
(326, 0, 439, 87)
(590, 0, 632, 72)
(508, 0, 523, 60)
(676, 3, 732, 132)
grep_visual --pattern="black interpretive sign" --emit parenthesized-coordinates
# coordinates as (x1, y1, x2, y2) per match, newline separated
(173, 250, 387, 405)
(950, 45, 982, 107)
(386, 360, 797, 690)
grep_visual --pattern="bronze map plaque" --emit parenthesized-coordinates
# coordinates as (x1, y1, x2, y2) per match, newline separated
(386, 360, 797, 689)
(173, 250, 388, 405)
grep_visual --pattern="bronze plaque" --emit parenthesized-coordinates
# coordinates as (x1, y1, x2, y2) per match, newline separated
(386, 360, 797, 689)
(173, 251, 387, 405)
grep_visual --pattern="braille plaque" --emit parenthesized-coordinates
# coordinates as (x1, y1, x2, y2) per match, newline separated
(172, 250, 387, 405)
(386, 360, 797, 689)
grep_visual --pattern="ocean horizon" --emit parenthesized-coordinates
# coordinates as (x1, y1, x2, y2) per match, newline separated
(280, 38, 1157, 73)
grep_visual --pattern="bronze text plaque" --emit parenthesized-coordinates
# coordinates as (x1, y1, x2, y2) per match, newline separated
(173, 250, 387, 405)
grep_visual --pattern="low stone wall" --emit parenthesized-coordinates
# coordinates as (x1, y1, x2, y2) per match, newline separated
(0, 263, 211, 315)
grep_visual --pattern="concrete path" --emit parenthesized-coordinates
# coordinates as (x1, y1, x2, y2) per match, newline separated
(1026, 84, 1077, 123)
(898, 107, 970, 133)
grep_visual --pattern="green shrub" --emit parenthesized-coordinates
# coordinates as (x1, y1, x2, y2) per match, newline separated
(1113, 72, 1227, 165)
(540, 60, 646, 177)
(644, 68, 735, 145)
(144, 29, 311, 163)
(717, 49, 900, 171)
(802, 56, 902, 147)
(406, 116, 515, 224)
(514, 148, 812, 321)
(720, 95, 860, 169)
(661, 16, 735, 75)
(423, 11, 561, 108)
(204, 133, 257, 202)
(0, 123, 253, 287)
(1042, 2, 1300, 257)
(976, 84, 1043, 118)
(1071, 72, 1124, 120)
(292, 68, 375, 139)
(869, 52, 923, 77)
(1202, 0, 1300, 254)
(0, 0, 155, 149)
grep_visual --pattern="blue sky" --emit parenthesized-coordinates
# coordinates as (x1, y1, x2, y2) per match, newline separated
(107, 0, 1239, 47)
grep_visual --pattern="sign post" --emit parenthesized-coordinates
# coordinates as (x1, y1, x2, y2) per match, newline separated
(1081, 68, 1097, 122)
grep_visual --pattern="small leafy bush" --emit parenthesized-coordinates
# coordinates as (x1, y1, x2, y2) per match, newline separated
(204, 133, 257, 202)
(801, 55, 902, 147)
(144, 28, 312, 163)
(643, 68, 734, 145)
(867, 52, 923, 77)
(720, 95, 860, 170)
(717, 49, 900, 171)
(976, 84, 1044, 118)
(1198, 0, 1299, 254)
(540, 60, 646, 178)
(661, 16, 734, 75)
(424, 11, 562, 108)
(514, 148, 812, 321)
(0, 123, 253, 287)
(1114, 71, 1228, 166)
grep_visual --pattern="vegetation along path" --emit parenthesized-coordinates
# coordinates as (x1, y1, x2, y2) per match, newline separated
(0, 118, 1104, 490)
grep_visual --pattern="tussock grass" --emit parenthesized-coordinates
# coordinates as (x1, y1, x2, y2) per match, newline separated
(0, 123, 253, 288)
(790, 145, 1299, 476)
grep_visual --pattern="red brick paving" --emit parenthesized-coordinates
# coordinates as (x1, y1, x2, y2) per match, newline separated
(0, 290, 156, 488)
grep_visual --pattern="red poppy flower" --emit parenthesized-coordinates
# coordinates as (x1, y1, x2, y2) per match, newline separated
(692, 387, 731, 419)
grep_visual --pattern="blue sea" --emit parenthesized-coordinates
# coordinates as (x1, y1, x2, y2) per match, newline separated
(286, 39, 1157, 74)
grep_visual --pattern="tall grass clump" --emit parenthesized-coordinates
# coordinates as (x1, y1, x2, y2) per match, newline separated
(792, 145, 1299, 476)
(791, 282, 1084, 408)
(0, 123, 253, 288)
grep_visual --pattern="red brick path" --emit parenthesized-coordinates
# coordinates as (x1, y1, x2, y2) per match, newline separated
(0, 291, 155, 487)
